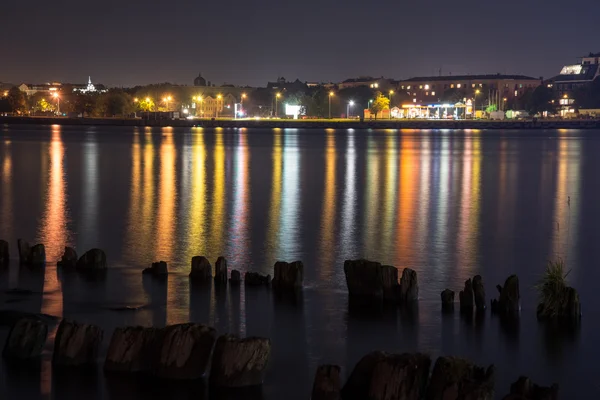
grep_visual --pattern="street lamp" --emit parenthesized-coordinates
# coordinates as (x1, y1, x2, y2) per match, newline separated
(473, 89, 480, 118)
(275, 93, 281, 117)
(328, 91, 334, 119)
(52, 92, 60, 115)
(502, 97, 507, 111)
(347, 100, 354, 119)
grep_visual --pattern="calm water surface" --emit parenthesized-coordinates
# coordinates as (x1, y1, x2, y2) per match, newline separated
(0, 125, 599, 398)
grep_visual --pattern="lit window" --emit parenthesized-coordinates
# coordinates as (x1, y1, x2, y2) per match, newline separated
(479, 84, 483, 87)
(457, 84, 462, 88)
(419, 85, 423, 89)
(424, 84, 429, 90)
(547, 84, 552, 88)
(514, 90, 518, 96)
(413, 93, 416, 96)
(450, 84, 455, 88)
(401, 86, 405, 89)
(425, 92, 429, 96)
(432, 91, 436, 96)
(407, 85, 411, 90)
(472, 84, 475, 88)
(519, 84, 523, 88)
(413, 98, 417, 103)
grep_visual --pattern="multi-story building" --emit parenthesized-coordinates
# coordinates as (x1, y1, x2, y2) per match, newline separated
(194, 93, 237, 118)
(18, 82, 62, 96)
(547, 52, 600, 110)
(337, 76, 394, 90)
(398, 74, 541, 104)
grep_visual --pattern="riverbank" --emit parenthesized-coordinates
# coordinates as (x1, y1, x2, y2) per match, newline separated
(2, 115, 600, 129)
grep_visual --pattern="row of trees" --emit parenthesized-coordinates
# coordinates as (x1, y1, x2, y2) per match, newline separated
(0, 87, 138, 117)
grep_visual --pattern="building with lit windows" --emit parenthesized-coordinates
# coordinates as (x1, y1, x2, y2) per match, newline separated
(196, 93, 236, 118)
(337, 76, 395, 90)
(18, 83, 62, 96)
(398, 74, 541, 104)
(547, 53, 600, 111)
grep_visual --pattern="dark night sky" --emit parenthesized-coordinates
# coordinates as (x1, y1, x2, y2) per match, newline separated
(2, 0, 600, 87)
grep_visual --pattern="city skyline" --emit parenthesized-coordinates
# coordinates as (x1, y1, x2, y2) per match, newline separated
(2, 0, 599, 87)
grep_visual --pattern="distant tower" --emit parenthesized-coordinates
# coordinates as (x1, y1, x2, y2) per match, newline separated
(194, 73, 207, 87)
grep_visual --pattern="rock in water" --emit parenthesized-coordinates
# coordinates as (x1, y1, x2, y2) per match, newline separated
(503, 376, 559, 400)
(473, 275, 486, 311)
(155, 323, 217, 380)
(245, 272, 271, 286)
(2, 318, 48, 359)
(342, 352, 430, 400)
(143, 261, 168, 277)
(210, 334, 271, 387)
(29, 244, 46, 266)
(381, 265, 400, 303)
(342, 351, 388, 400)
(273, 260, 304, 289)
(0, 239, 9, 267)
(441, 289, 455, 311)
(17, 239, 30, 265)
(343, 259, 384, 302)
(215, 256, 228, 285)
(189, 256, 212, 281)
(368, 353, 431, 400)
(53, 319, 104, 367)
(104, 326, 163, 373)
(230, 269, 241, 283)
(491, 275, 520, 315)
(459, 279, 474, 311)
(399, 268, 419, 303)
(426, 356, 495, 400)
(76, 249, 107, 271)
(312, 365, 341, 400)
(57, 247, 78, 269)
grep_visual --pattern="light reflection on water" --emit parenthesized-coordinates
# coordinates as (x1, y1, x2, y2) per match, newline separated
(0, 126, 596, 399)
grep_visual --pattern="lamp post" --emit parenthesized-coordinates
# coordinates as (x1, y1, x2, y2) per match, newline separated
(52, 92, 60, 115)
(473, 89, 480, 118)
(347, 100, 354, 119)
(163, 95, 173, 111)
(502, 97, 507, 111)
(275, 93, 280, 117)
(328, 91, 334, 119)
(389, 90, 395, 119)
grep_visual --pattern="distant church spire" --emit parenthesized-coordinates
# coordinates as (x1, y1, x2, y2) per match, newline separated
(88, 76, 92, 84)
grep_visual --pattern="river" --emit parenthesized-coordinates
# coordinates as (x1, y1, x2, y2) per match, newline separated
(0, 125, 598, 399)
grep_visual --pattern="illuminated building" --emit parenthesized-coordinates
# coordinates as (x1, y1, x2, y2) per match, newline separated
(546, 52, 600, 114)
(72, 76, 107, 93)
(398, 74, 541, 104)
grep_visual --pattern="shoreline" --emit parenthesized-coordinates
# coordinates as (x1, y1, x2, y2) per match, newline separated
(2, 116, 600, 129)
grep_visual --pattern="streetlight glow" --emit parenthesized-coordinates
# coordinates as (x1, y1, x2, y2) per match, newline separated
(276, 93, 280, 98)
(242, 93, 247, 99)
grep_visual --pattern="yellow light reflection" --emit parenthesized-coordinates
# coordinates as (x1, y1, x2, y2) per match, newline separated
(266, 129, 283, 263)
(186, 129, 207, 260)
(382, 132, 397, 256)
(551, 138, 581, 263)
(456, 133, 481, 275)
(209, 129, 226, 255)
(396, 135, 417, 263)
(155, 128, 177, 261)
(0, 141, 12, 239)
(39, 127, 68, 318)
(364, 135, 381, 258)
(319, 130, 336, 280)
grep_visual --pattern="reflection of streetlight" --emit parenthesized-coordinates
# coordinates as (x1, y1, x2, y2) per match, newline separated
(52, 92, 60, 115)
(347, 100, 354, 119)
(328, 91, 334, 119)
(275, 93, 281, 117)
